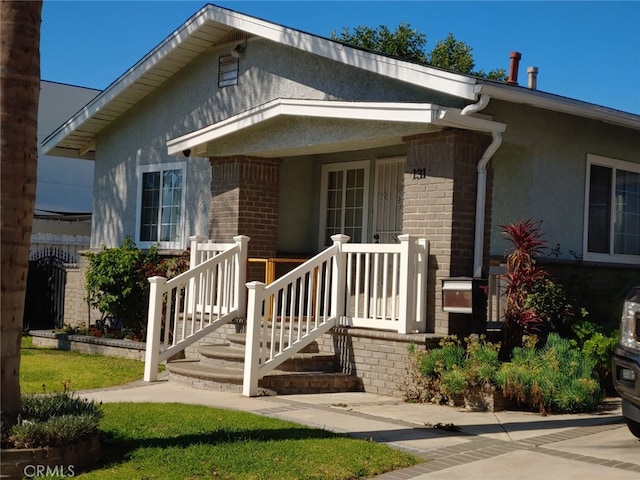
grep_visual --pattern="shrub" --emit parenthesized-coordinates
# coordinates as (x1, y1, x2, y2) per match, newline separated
(410, 335, 500, 405)
(526, 279, 587, 339)
(1, 392, 103, 448)
(85, 237, 188, 334)
(496, 333, 603, 414)
(571, 320, 619, 390)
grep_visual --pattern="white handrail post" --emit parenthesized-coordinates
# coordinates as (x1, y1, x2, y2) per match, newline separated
(330, 234, 349, 319)
(414, 238, 429, 333)
(233, 235, 250, 317)
(243, 281, 265, 397)
(189, 235, 206, 267)
(397, 234, 416, 334)
(144, 276, 167, 382)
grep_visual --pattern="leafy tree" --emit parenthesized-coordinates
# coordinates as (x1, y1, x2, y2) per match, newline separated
(428, 33, 506, 81)
(1, 0, 43, 428)
(332, 24, 506, 81)
(332, 22, 427, 63)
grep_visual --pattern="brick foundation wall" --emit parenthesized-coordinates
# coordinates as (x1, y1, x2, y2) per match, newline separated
(209, 156, 280, 259)
(316, 327, 442, 397)
(403, 129, 492, 335)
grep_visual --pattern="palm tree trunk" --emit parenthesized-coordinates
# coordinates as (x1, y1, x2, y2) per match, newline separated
(0, 0, 42, 427)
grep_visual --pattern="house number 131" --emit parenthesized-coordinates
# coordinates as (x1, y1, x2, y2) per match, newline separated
(412, 168, 426, 179)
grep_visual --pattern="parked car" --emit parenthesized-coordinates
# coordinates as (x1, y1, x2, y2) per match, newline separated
(612, 286, 640, 439)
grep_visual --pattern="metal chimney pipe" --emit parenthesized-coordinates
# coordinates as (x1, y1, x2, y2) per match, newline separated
(507, 51, 522, 85)
(527, 66, 538, 90)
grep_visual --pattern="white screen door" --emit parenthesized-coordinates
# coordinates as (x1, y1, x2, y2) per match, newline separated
(373, 157, 404, 243)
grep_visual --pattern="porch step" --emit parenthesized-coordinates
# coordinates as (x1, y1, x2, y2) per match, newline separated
(166, 330, 363, 395)
(225, 331, 320, 353)
(166, 359, 363, 395)
(197, 344, 338, 372)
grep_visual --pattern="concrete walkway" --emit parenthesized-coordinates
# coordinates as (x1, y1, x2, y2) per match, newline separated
(79, 376, 640, 479)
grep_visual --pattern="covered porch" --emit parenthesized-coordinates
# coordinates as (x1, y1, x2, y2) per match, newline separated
(166, 98, 506, 338)
(144, 233, 431, 396)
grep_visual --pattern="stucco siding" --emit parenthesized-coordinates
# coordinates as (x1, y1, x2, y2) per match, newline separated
(90, 37, 462, 249)
(488, 100, 640, 260)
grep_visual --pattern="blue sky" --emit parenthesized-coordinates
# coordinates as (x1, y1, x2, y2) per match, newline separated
(41, 1, 640, 114)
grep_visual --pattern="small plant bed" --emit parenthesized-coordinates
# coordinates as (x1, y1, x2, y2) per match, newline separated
(1, 392, 103, 449)
(20, 336, 158, 393)
(406, 333, 604, 415)
(406, 335, 505, 411)
(1, 392, 103, 478)
(82, 402, 420, 480)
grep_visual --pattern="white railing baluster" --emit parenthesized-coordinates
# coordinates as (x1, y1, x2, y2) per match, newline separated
(363, 253, 371, 318)
(144, 237, 247, 381)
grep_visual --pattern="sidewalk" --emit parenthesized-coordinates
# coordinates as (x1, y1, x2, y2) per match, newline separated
(79, 377, 640, 479)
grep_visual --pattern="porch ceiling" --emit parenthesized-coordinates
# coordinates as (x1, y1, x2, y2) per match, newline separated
(167, 99, 506, 158)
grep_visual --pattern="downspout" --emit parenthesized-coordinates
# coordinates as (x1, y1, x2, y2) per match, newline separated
(460, 94, 503, 278)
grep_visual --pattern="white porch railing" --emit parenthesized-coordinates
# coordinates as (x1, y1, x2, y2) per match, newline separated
(143, 235, 249, 381)
(242, 234, 428, 396)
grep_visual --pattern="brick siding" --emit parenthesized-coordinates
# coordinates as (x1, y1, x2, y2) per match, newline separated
(403, 129, 492, 335)
(209, 156, 280, 259)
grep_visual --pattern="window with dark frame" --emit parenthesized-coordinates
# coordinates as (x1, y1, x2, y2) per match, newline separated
(139, 168, 183, 245)
(587, 162, 640, 256)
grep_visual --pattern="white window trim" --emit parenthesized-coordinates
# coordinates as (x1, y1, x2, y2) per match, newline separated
(135, 161, 187, 250)
(583, 153, 640, 264)
(318, 160, 370, 248)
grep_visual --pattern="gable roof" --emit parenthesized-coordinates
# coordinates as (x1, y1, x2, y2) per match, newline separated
(42, 3, 640, 160)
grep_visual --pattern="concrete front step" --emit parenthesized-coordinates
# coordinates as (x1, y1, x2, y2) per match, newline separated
(197, 344, 338, 372)
(166, 359, 363, 395)
(225, 332, 320, 353)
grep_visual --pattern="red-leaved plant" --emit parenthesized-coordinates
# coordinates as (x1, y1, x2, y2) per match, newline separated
(501, 219, 548, 359)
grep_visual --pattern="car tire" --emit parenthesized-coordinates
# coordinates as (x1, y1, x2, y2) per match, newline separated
(626, 418, 640, 439)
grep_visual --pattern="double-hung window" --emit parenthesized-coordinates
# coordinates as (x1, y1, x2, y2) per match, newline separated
(585, 154, 640, 263)
(136, 162, 186, 250)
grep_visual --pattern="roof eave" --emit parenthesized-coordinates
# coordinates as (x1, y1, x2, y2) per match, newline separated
(166, 99, 506, 157)
(477, 83, 640, 131)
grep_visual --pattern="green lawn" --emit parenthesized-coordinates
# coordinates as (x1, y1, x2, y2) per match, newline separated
(19, 336, 422, 479)
(20, 335, 150, 393)
(80, 402, 420, 480)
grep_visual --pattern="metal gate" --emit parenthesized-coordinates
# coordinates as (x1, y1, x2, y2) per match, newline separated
(23, 248, 72, 331)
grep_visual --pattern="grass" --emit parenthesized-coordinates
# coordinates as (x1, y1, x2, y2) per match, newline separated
(20, 335, 154, 393)
(19, 336, 422, 479)
(80, 402, 420, 479)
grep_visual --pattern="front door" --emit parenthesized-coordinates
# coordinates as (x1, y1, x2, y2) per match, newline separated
(319, 161, 369, 247)
(319, 157, 405, 246)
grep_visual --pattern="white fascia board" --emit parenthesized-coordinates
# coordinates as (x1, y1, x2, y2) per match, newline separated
(477, 83, 640, 131)
(167, 99, 440, 155)
(434, 109, 506, 133)
(42, 7, 218, 154)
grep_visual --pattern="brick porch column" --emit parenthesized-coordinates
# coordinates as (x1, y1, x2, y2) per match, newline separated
(403, 129, 492, 336)
(209, 156, 280, 259)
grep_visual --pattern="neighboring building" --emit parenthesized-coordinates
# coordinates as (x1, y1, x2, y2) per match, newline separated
(42, 4, 640, 335)
(25, 81, 100, 330)
(35, 81, 99, 232)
